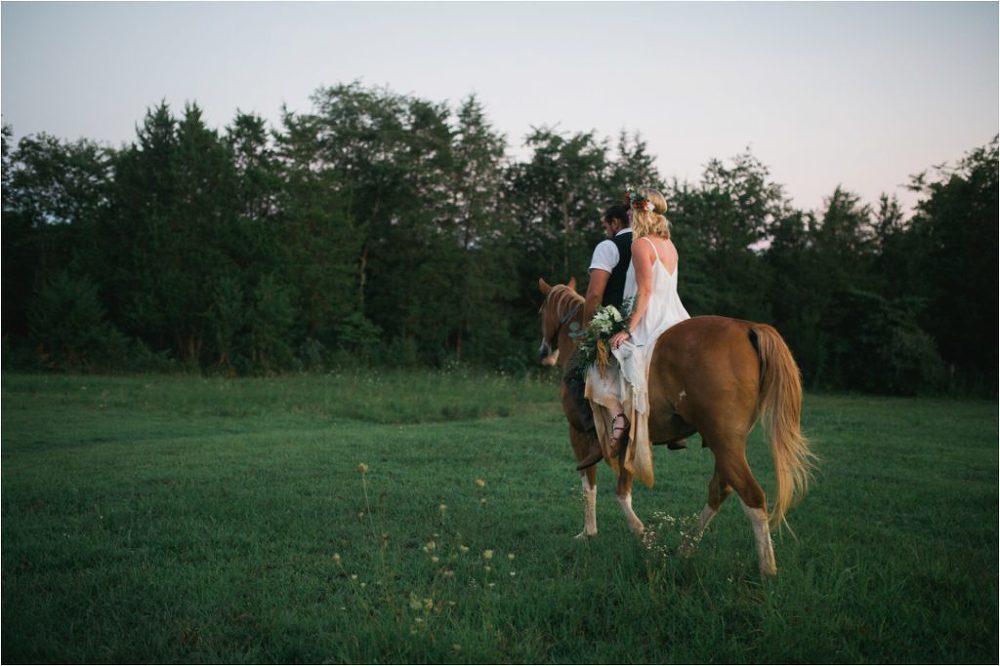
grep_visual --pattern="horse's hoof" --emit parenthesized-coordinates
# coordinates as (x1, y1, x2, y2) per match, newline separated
(574, 530, 597, 540)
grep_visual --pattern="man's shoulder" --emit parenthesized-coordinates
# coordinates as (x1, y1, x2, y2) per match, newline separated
(612, 231, 634, 249)
(589, 238, 620, 272)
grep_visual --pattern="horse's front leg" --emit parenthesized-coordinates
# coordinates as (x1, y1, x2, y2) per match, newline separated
(616, 469, 645, 536)
(570, 428, 599, 539)
(575, 465, 598, 539)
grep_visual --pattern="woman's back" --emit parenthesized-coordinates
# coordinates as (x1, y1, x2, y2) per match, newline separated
(642, 236, 678, 276)
(624, 236, 689, 346)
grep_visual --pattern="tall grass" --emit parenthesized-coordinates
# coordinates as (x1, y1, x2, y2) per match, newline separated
(2, 373, 997, 663)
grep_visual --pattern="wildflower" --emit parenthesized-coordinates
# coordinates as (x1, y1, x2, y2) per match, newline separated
(507, 553, 515, 561)
(357, 463, 369, 474)
(488, 582, 495, 588)
(439, 504, 447, 513)
(484, 565, 492, 573)
(453, 644, 462, 652)
(510, 571, 516, 577)
(483, 550, 494, 560)
(424, 541, 436, 552)
(480, 498, 487, 506)
(332, 552, 341, 563)
(350, 574, 358, 581)
(431, 556, 440, 563)
(443, 569, 455, 578)
(475, 478, 487, 488)
(423, 598, 433, 610)
(459, 545, 469, 554)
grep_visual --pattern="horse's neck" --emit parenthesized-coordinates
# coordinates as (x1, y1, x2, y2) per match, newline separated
(557, 314, 582, 371)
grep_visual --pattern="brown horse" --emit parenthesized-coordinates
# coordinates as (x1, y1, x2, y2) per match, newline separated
(537, 278, 814, 575)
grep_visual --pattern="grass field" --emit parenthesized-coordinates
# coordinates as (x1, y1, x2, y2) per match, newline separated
(2, 371, 997, 663)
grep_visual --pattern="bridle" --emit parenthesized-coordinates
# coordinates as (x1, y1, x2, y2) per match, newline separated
(540, 288, 583, 345)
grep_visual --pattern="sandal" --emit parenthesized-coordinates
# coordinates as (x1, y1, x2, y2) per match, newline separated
(609, 412, 630, 457)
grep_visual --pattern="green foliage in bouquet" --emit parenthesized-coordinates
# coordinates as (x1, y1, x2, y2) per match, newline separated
(570, 297, 633, 377)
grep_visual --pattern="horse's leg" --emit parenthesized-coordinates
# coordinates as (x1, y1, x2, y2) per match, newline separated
(616, 469, 645, 536)
(679, 464, 732, 557)
(569, 427, 599, 539)
(575, 464, 598, 539)
(724, 453, 777, 576)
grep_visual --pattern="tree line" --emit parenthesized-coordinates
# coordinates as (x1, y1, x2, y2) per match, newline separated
(2, 82, 996, 395)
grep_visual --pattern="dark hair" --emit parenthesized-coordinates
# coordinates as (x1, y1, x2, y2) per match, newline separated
(602, 203, 629, 227)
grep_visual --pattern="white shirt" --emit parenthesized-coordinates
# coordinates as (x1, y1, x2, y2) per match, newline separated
(589, 229, 633, 274)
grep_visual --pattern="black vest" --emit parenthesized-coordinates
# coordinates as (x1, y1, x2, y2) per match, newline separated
(602, 231, 633, 309)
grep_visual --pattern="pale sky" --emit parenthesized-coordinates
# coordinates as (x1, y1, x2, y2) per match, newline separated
(2, 1, 997, 213)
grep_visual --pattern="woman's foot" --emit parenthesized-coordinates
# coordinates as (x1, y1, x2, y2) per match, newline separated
(608, 412, 629, 457)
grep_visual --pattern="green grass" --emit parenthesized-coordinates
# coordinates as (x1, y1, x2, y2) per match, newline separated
(2, 371, 997, 663)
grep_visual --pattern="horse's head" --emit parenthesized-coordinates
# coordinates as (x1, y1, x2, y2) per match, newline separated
(537, 277, 578, 366)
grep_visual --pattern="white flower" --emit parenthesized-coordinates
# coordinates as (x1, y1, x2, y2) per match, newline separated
(643, 200, 655, 212)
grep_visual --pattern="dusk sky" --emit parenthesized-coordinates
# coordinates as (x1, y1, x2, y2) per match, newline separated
(3, 1, 997, 213)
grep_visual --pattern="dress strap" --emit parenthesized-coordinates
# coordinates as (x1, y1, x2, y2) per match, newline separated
(642, 236, 661, 263)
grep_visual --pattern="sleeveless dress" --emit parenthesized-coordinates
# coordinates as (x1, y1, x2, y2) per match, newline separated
(585, 237, 691, 487)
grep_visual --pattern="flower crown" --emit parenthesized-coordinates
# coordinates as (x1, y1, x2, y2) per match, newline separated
(625, 186, 656, 212)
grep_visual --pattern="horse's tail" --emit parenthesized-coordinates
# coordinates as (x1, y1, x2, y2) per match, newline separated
(753, 324, 815, 529)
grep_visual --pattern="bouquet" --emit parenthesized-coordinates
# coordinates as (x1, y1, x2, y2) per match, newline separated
(570, 297, 634, 377)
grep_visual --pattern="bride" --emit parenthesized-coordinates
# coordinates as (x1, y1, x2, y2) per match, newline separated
(585, 188, 691, 480)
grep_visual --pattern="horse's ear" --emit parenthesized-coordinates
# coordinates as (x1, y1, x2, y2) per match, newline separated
(568, 277, 577, 292)
(538, 278, 552, 295)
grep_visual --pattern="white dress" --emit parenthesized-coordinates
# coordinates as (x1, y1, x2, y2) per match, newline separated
(586, 237, 690, 486)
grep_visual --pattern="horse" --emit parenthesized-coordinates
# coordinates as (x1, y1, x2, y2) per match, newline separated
(537, 277, 815, 576)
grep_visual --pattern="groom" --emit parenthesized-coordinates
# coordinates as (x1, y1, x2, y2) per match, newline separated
(564, 203, 633, 435)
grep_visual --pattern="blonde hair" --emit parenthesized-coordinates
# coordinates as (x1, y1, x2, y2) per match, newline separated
(630, 189, 671, 239)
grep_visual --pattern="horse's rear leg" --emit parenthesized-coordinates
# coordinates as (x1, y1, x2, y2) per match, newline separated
(679, 466, 731, 557)
(616, 469, 645, 536)
(724, 453, 777, 576)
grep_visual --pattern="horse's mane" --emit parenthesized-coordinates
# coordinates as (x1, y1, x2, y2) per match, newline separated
(547, 285, 584, 320)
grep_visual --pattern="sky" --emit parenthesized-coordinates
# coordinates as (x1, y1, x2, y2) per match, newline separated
(2, 1, 997, 213)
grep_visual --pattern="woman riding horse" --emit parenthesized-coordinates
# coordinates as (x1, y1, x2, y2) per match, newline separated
(586, 188, 691, 481)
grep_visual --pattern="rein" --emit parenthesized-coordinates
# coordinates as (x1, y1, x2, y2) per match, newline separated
(541, 287, 584, 336)
(559, 303, 582, 327)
